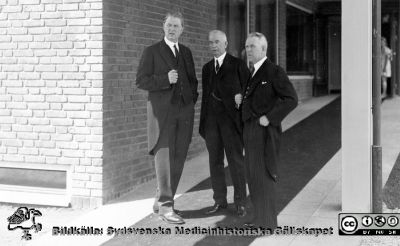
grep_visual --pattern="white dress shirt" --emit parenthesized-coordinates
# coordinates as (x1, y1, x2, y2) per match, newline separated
(251, 56, 269, 124)
(164, 37, 179, 56)
(252, 56, 267, 76)
(214, 52, 227, 71)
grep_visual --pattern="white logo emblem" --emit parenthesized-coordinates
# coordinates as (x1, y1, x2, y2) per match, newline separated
(361, 216, 373, 227)
(341, 216, 358, 233)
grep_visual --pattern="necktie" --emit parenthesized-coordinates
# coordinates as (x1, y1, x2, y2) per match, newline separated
(174, 44, 179, 57)
(249, 62, 255, 76)
(215, 60, 220, 73)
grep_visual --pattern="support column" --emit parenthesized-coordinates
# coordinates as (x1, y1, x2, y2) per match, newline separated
(342, 0, 373, 212)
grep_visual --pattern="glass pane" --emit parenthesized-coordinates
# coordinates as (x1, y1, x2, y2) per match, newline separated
(217, 0, 246, 59)
(255, 0, 276, 63)
(287, 5, 314, 73)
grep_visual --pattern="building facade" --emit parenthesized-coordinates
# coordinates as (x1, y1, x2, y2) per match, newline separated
(0, 0, 343, 208)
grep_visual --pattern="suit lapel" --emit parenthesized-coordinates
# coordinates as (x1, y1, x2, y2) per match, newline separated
(158, 40, 177, 69)
(207, 53, 231, 89)
(217, 54, 231, 78)
(179, 46, 191, 73)
(206, 60, 214, 91)
(209, 59, 215, 76)
(246, 58, 269, 96)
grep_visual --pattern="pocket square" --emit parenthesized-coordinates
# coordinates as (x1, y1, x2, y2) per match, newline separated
(261, 81, 269, 85)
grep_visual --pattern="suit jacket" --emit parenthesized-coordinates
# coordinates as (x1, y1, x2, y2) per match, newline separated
(136, 39, 199, 155)
(199, 53, 249, 138)
(243, 58, 298, 180)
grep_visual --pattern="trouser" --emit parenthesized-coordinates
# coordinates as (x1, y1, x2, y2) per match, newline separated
(153, 99, 194, 214)
(204, 96, 246, 206)
(243, 119, 277, 229)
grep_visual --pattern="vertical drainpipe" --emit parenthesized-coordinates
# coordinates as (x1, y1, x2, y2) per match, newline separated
(372, 0, 382, 213)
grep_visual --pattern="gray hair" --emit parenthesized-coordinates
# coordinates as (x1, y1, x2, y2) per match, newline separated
(164, 11, 184, 27)
(209, 30, 227, 42)
(248, 32, 268, 50)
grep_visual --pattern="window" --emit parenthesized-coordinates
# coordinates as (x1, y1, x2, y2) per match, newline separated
(217, 0, 246, 59)
(255, 0, 276, 63)
(286, 5, 314, 74)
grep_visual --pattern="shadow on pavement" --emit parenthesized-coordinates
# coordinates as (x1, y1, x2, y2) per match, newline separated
(102, 97, 341, 246)
(383, 152, 400, 209)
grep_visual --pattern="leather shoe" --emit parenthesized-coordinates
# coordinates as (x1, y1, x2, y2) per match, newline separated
(159, 212, 185, 224)
(205, 203, 227, 215)
(153, 208, 182, 216)
(236, 205, 247, 217)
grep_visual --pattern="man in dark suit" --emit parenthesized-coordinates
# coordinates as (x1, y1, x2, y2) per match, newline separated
(136, 12, 198, 224)
(242, 32, 298, 229)
(199, 30, 249, 217)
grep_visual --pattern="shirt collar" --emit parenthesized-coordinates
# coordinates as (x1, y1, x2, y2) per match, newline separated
(253, 56, 267, 75)
(214, 52, 227, 66)
(164, 37, 179, 51)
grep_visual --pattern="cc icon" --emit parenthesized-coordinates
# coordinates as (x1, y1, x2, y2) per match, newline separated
(341, 216, 358, 233)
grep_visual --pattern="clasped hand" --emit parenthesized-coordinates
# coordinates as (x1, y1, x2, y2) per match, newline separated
(168, 70, 178, 84)
(259, 115, 269, 127)
(234, 94, 242, 108)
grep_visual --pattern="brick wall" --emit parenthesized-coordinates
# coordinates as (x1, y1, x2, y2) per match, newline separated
(0, 0, 317, 208)
(290, 77, 313, 101)
(102, 0, 216, 203)
(0, 0, 103, 208)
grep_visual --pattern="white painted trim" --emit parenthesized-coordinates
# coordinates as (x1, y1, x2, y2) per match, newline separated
(0, 162, 72, 207)
(342, 0, 373, 212)
(66, 167, 72, 206)
(0, 162, 70, 171)
(286, 1, 313, 14)
(0, 184, 70, 207)
(288, 75, 314, 80)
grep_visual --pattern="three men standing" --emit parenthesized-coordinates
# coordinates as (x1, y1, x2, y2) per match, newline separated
(136, 11, 298, 228)
(199, 30, 250, 217)
(136, 12, 198, 225)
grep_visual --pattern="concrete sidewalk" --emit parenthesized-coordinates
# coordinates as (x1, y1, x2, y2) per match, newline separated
(18, 94, 338, 246)
(237, 97, 400, 246)
(4, 94, 399, 246)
